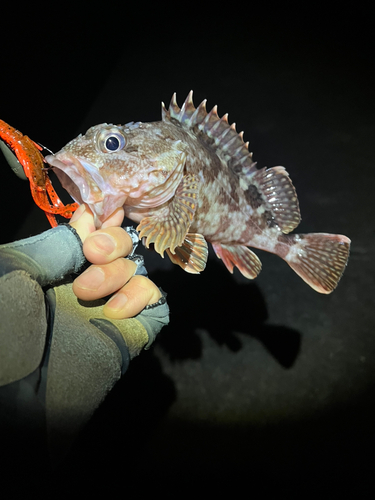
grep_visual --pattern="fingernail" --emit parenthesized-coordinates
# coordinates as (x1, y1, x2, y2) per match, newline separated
(106, 293, 128, 311)
(76, 266, 105, 290)
(92, 233, 116, 255)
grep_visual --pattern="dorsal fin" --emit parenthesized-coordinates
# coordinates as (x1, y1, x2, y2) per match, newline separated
(248, 166, 301, 233)
(162, 91, 257, 176)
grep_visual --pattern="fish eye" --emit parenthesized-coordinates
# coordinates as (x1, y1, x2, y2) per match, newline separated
(105, 136, 121, 151)
(97, 127, 126, 153)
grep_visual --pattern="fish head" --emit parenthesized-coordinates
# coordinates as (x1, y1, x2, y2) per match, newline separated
(45, 122, 186, 227)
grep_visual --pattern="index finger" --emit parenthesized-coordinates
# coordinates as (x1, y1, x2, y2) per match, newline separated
(70, 204, 125, 243)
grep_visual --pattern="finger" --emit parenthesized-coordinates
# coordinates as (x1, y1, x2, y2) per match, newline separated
(69, 202, 86, 223)
(72, 258, 137, 301)
(70, 205, 125, 244)
(83, 226, 134, 265)
(101, 207, 125, 229)
(103, 275, 163, 319)
(69, 204, 96, 242)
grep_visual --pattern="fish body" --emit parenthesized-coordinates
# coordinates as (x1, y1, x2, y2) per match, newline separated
(46, 91, 350, 293)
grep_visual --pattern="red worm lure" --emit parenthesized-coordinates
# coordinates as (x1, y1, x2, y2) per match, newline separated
(0, 119, 78, 227)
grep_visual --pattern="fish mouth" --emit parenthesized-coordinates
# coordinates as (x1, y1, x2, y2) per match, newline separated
(45, 153, 125, 227)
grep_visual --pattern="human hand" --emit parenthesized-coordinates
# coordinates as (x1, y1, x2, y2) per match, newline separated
(69, 204, 162, 320)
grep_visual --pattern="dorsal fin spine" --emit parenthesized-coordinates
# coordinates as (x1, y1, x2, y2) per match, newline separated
(179, 101, 187, 120)
(169, 99, 180, 120)
(221, 134, 238, 152)
(217, 126, 231, 142)
(210, 119, 223, 134)
(189, 99, 207, 126)
(200, 107, 219, 130)
(178, 91, 195, 122)
(239, 153, 251, 165)
(210, 115, 231, 139)
(161, 102, 167, 121)
(164, 92, 253, 177)
(233, 143, 246, 156)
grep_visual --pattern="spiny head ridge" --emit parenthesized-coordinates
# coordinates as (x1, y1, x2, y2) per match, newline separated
(162, 91, 257, 176)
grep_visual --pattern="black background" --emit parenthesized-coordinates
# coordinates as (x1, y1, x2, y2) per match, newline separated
(1, 4, 374, 496)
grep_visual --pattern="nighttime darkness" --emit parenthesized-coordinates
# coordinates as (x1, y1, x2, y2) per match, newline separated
(0, 4, 374, 497)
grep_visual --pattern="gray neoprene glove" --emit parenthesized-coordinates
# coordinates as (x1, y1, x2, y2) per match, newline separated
(0, 129, 169, 464)
(0, 217, 169, 463)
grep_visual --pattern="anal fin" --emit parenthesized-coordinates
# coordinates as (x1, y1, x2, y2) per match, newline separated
(137, 173, 199, 256)
(166, 233, 208, 274)
(212, 242, 262, 279)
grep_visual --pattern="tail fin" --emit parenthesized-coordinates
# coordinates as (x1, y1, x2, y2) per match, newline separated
(283, 233, 350, 293)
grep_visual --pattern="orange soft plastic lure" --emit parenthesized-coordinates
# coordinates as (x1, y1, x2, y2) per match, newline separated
(0, 119, 78, 227)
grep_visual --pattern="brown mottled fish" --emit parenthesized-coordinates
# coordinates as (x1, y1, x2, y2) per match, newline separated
(46, 91, 350, 293)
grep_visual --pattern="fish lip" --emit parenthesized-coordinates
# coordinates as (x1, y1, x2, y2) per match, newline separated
(45, 153, 127, 226)
(46, 153, 96, 187)
(45, 153, 105, 213)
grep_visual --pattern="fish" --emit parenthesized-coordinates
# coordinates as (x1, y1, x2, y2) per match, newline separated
(45, 91, 350, 293)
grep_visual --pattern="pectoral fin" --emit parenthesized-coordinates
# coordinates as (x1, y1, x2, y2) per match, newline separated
(166, 233, 208, 274)
(137, 174, 199, 256)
